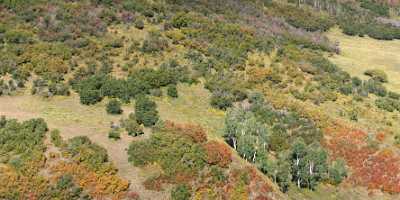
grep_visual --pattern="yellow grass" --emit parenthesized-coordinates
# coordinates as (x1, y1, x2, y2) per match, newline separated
(327, 28, 400, 92)
(326, 27, 400, 92)
(155, 83, 226, 138)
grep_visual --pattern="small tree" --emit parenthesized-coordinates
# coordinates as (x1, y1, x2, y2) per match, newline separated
(135, 95, 159, 127)
(106, 99, 123, 114)
(167, 84, 178, 98)
(328, 159, 347, 185)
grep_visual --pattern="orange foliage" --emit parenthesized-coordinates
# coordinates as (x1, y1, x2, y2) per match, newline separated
(203, 141, 232, 168)
(164, 120, 208, 143)
(50, 161, 129, 199)
(375, 132, 386, 142)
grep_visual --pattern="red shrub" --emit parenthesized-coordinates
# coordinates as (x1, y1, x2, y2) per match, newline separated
(203, 141, 232, 168)
(327, 129, 400, 193)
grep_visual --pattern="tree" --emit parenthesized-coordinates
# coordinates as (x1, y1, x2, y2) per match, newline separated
(167, 84, 178, 98)
(171, 184, 191, 200)
(106, 99, 123, 114)
(135, 95, 159, 127)
(328, 159, 347, 185)
(290, 139, 329, 189)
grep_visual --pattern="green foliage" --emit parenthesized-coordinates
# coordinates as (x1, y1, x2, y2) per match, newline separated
(269, 2, 335, 32)
(360, 0, 390, 16)
(171, 184, 191, 200)
(135, 95, 159, 127)
(121, 114, 144, 136)
(106, 99, 123, 115)
(66, 136, 109, 172)
(375, 97, 400, 112)
(328, 159, 347, 185)
(128, 129, 206, 178)
(172, 12, 192, 28)
(50, 129, 64, 147)
(210, 91, 234, 110)
(108, 128, 121, 140)
(140, 32, 168, 53)
(134, 19, 145, 30)
(167, 84, 178, 98)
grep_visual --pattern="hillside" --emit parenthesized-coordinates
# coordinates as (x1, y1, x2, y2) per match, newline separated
(1, 0, 400, 199)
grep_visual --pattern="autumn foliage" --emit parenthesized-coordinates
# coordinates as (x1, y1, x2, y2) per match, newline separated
(50, 161, 129, 199)
(327, 129, 400, 193)
(164, 120, 208, 143)
(203, 141, 232, 168)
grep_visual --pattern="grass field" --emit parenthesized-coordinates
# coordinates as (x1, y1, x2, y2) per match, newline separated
(326, 28, 400, 92)
(155, 83, 226, 138)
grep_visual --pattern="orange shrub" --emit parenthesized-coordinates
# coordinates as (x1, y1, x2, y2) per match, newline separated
(164, 120, 207, 143)
(203, 141, 232, 168)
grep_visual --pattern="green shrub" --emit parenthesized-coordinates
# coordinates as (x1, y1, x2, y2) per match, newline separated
(171, 184, 191, 200)
(134, 19, 145, 29)
(80, 89, 102, 105)
(106, 99, 123, 114)
(167, 84, 178, 98)
(108, 129, 121, 140)
(210, 91, 233, 110)
(135, 95, 159, 127)
(50, 129, 64, 147)
(172, 12, 191, 29)
(121, 114, 144, 136)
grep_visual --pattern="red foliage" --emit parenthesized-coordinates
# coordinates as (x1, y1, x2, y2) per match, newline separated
(327, 129, 400, 193)
(164, 120, 207, 143)
(203, 141, 232, 168)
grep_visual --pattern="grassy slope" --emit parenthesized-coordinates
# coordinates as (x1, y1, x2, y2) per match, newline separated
(0, 89, 169, 199)
(326, 27, 400, 92)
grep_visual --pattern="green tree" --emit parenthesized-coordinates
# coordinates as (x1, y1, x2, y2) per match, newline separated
(135, 95, 159, 127)
(329, 159, 347, 185)
(106, 99, 123, 114)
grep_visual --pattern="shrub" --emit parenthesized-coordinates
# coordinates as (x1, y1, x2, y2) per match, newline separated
(171, 184, 191, 200)
(167, 84, 178, 98)
(203, 141, 232, 168)
(106, 99, 123, 114)
(50, 129, 64, 147)
(210, 91, 233, 110)
(134, 19, 144, 30)
(140, 32, 168, 53)
(121, 114, 144, 136)
(135, 95, 159, 127)
(80, 89, 103, 105)
(108, 129, 121, 140)
(171, 12, 191, 29)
